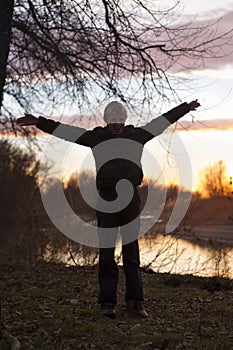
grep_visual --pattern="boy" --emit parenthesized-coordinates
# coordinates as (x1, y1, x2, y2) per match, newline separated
(17, 99, 200, 318)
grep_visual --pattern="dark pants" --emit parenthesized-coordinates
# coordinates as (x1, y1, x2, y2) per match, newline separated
(97, 187, 144, 305)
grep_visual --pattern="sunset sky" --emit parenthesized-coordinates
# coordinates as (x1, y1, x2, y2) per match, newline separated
(167, 0, 233, 189)
(5, 0, 233, 191)
(57, 0, 233, 191)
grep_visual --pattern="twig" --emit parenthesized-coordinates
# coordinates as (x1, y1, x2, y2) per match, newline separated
(1, 329, 21, 350)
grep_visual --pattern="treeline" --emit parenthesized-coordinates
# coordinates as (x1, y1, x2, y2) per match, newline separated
(0, 140, 181, 264)
(1, 139, 231, 265)
(197, 160, 232, 198)
(0, 139, 69, 264)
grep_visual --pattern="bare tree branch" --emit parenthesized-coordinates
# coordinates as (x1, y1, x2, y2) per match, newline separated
(0, 0, 232, 131)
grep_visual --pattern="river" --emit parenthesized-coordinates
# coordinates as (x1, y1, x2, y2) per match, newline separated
(59, 222, 233, 278)
(138, 232, 233, 278)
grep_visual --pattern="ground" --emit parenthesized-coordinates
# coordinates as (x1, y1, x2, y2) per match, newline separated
(1, 261, 233, 350)
(152, 197, 233, 241)
(184, 197, 233, 226)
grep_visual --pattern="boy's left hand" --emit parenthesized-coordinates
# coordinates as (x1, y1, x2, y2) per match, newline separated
(188, 99, 201, 111)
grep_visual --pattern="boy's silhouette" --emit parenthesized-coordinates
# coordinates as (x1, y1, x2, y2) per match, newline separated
(17, 99, 200, 318)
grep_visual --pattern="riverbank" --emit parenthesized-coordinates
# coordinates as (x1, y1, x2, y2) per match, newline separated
(150, 196, 233, 241)
(1, 261, 233, 349)
(175, 225, 233, 243)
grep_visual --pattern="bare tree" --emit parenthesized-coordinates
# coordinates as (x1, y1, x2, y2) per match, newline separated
(198, 160, 232, 198)
(1, 0, 233, 129)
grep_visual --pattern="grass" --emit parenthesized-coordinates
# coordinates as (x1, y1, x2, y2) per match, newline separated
(1, 261, 233, 350)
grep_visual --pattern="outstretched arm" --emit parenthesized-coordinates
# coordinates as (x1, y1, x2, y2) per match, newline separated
(17, 114, 96, 147)
(140, 100, 201, 143)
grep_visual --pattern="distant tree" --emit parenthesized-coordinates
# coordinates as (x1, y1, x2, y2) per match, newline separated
(166, 183, 178, 201)
(0, 0, 232, 129)
(0, 139, 43, 261)
(64, 170, 96, 217)
(0, 139, 79, 263)
(197, 160, 231, 198)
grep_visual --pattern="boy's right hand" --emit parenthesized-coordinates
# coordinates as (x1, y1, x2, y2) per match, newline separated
(16, 114, 38, 126)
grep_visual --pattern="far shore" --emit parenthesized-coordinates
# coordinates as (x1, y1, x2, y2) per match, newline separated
(176, 224, 233, 243)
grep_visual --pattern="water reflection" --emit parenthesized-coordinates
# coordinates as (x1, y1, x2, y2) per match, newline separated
(137, 233, 233, 278)
(50, 224, 233, 278)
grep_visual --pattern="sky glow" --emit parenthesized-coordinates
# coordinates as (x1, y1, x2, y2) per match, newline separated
(4, 0, 233, 191)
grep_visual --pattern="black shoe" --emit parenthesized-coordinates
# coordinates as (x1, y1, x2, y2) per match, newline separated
(101, 303, 116, 318)
(126, 300, 149, 318)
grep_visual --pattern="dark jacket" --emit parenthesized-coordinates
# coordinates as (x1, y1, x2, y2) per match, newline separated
(36, 102, 190, 189)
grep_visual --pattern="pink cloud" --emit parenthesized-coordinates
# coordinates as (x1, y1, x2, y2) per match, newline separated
(193, 10, 233, 70)
(149, 9, 233, 73)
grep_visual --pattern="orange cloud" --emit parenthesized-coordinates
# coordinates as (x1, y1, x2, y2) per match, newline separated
(176, 119, 233, 131)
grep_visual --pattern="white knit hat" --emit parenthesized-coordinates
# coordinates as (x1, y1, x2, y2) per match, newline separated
(103, 101, 128, 123)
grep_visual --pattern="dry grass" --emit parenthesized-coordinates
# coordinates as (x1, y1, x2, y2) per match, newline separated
(1, 261, 233, 350)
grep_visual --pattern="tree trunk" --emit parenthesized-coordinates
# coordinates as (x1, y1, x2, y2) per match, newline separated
(0, 0, 14, 112)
